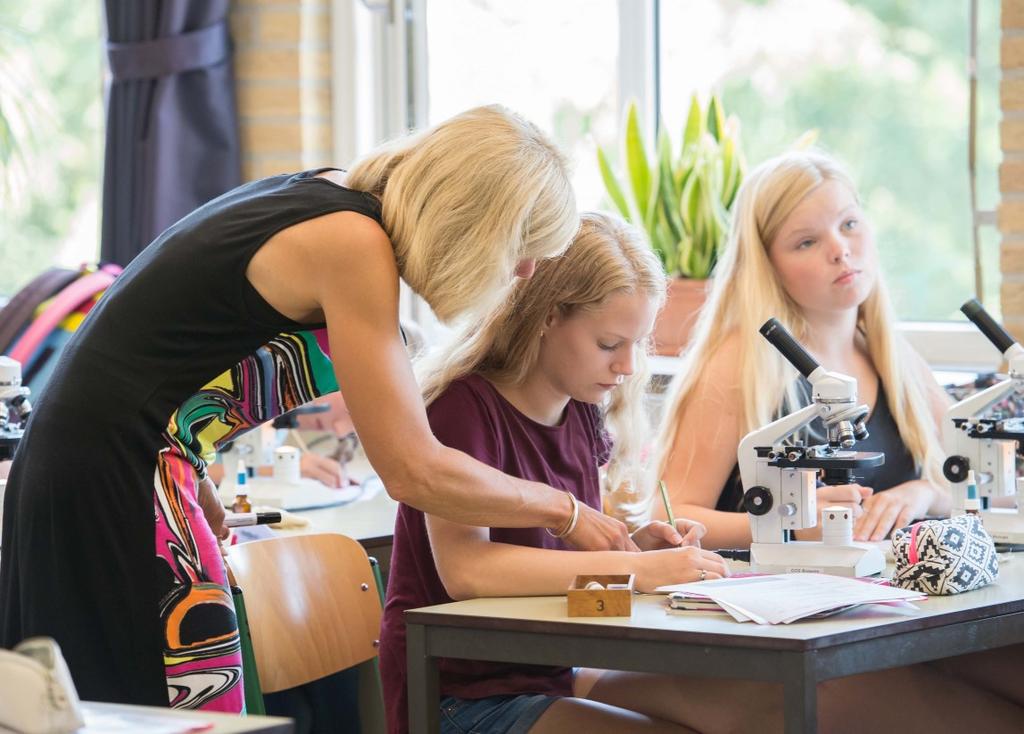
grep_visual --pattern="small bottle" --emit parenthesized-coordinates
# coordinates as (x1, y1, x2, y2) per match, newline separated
(964, 469, 981, 517)
(232, 459, 252, 513)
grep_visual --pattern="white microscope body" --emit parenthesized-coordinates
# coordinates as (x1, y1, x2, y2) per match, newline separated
(0, 356, 31, 461)
(942, 299, 1024, 544)
(738, 319, 886, 577)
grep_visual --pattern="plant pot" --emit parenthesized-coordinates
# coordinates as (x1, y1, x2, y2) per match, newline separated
(653, 277, 710, 356)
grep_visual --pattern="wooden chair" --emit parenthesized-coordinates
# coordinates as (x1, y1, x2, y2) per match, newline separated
(226, 533, 383, 695)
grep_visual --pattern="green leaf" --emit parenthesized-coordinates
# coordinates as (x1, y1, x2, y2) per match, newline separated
(679, 169, 697, 233)
(676, 231, 693, 278)
(643, 152, 662, 240)
(653, 210, 676, 274)
(659, 141, 685, 245)
(707, 94, 725, 143)
(597, 146, 632, 221)
(720, 134, 737, 208)
(683, 93, 703, 149)
(624, 103, 652, 222)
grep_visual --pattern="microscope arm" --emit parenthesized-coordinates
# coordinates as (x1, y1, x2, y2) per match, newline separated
(944, 377, 1020, 423)
(738, 402, 821, 488)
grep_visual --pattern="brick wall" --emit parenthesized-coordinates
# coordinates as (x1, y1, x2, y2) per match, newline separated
(230, 0, 334, 182)
(1003, 0, 1024, 335)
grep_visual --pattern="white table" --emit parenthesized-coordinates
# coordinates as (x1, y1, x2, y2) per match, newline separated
(405, 559, 1024, 734)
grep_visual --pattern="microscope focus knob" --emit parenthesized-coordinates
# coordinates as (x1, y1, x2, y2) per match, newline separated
(943, 455, 970, 483)
(742, 486, 774, 516)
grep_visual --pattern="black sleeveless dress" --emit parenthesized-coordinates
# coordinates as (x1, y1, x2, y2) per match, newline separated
(717, 378, 919, 512)
(0, 169, 381, 710)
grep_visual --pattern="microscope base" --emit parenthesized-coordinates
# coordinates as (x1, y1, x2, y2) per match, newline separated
(749, 541, 886, 577)
(973, 509, 1024, 545)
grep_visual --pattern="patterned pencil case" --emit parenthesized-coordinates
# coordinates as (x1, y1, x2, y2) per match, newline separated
(891, 515, 999, 595)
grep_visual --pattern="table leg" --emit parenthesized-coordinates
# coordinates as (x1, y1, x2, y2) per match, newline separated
(783, 652, 817, 734)
(406, 623, 440, 734)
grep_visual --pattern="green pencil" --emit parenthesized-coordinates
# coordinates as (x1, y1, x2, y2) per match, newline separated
(658, 480, 676, 528)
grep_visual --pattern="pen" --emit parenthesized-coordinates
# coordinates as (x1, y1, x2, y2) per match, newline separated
(659, 480, 676, 529)
(224, 511, 283, 528)
(712, 548, 751, 562)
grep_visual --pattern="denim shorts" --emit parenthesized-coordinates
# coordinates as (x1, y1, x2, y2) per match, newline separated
(439, 694, 560, 734)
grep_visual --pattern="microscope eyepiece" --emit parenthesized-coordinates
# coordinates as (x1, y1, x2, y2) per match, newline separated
(759, 318, 820, 378)
(962, 299, 1018, 354)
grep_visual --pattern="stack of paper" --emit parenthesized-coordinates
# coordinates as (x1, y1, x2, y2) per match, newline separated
(655, 573, 926, 624)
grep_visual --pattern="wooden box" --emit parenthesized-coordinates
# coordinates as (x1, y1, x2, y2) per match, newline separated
(567, 574, 634, 617)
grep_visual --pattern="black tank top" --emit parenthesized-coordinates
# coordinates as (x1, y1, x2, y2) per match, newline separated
(715, 378, 918, 512)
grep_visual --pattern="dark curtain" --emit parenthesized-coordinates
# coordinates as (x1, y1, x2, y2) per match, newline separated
(101, 0, 240, 266)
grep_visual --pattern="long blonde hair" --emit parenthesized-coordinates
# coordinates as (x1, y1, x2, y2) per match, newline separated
(420, 212, 667, 517)
(345, 105, 578, 323)
(656, 150, 944, 487)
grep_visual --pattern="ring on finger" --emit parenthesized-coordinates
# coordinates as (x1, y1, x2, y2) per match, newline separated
(698, 568, 706, 582)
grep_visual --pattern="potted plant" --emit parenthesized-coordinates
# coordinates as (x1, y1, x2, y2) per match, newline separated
(598, 94, 745, 355)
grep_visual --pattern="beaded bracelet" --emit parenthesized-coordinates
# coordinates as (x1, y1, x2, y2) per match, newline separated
(546, 491, 579, 539)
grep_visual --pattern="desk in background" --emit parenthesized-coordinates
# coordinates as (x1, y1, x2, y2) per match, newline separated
(405, 559, 1024, 734)
(298, 481, 398, 554)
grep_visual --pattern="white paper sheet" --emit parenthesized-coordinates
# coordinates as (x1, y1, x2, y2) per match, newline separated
(657, 573, 925, 624)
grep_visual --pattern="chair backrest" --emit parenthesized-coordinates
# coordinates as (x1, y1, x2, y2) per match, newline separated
(226, 533, 382, 693)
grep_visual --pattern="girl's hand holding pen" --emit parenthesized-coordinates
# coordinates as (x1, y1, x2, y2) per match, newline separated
(630, 518, 706, 551)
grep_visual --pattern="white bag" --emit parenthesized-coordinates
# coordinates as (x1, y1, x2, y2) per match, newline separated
(0, 637, 84, 734)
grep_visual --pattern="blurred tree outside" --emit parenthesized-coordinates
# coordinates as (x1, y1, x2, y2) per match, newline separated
(0, 1, 102, 297)
(659, 0, 1001, 321)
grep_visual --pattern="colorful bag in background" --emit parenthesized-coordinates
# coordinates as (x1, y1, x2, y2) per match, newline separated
(0, 264, 121, 395)
(0, 268, 79, 355)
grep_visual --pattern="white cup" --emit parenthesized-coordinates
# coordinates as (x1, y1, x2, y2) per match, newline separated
(274, 446, 301, 484)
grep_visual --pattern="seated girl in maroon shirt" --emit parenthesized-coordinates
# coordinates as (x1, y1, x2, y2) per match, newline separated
(380, 213, 1024, 734)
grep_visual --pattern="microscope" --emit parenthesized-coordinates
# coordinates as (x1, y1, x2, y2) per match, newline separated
(0, 356, 31, 461)
(738, 319, 886, 577)
(942, 299, 1024, 544)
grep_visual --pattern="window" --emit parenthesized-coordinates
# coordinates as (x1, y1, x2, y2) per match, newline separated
(352, 0, 1001, 365)
(658, 0, 1001, 322)
(423, 0, 622, 211)
(0, 1, 103, 297)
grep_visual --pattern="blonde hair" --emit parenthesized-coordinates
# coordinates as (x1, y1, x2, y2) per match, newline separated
(345, 105, 578, 322)
(419, 212, 667, 520)
(656, 150, 944, 488)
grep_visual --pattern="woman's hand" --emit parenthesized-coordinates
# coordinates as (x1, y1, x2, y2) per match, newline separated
(631, 519, 707, 551)
(565, 503, 639, 551)
(197, 476, 229, 541)
(633, 546, 730, 593)
(854, 480, 935, 541)
(300, 452, 347, 488)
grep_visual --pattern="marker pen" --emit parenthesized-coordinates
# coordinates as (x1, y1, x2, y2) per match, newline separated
(224, 511, 283, 528)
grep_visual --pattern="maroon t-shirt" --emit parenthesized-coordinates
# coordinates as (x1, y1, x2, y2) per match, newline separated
(379, 374, 611, 734)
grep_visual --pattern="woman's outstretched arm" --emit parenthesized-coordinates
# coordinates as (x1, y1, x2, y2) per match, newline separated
(305, 212, 635, 550)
